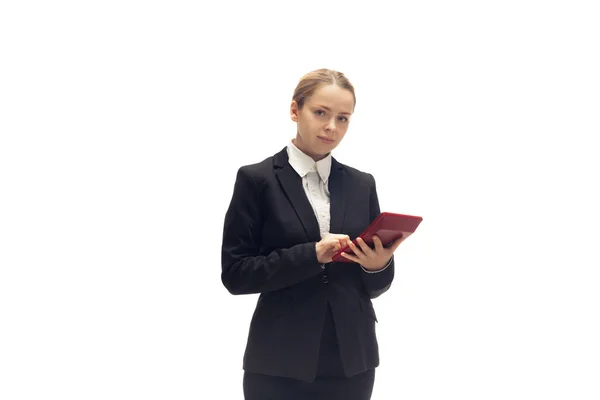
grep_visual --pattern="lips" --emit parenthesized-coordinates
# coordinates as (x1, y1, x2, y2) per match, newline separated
(318, 137, 334, 144)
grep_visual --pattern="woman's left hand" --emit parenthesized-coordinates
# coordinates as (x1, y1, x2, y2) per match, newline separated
(341, 235, 405, 271)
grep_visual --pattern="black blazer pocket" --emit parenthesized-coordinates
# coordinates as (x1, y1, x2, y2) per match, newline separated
(359, 297, 378, 322)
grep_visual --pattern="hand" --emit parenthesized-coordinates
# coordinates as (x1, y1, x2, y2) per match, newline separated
(316, 234, 351, 264)
(341, 235, 405, 271)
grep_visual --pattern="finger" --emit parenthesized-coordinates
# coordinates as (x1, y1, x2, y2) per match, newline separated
(356, 237, 374, 256)
(340, 252, 359, 263)
(348, 241, 365, 258)
(372, 235, 384, 252)
(330, 234, 350, 240)
(338, 238, 351, 248)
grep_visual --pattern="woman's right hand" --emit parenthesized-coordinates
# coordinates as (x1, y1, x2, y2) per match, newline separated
(316, 234, 351, 264)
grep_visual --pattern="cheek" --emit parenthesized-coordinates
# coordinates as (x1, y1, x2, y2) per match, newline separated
(301, 119, 319, 135)
(298, 121, 316, 140)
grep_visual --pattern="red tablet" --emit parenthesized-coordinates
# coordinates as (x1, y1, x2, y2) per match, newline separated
(331, 212, 423, 263)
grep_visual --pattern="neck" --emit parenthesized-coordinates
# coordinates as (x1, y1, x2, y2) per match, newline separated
(292, 137, 327, 162)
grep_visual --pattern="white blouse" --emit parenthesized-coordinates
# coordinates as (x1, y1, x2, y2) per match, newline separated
(286, 141, 332, 239)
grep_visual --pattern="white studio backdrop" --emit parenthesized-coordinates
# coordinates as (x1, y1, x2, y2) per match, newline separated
(1, 1, 599, 399)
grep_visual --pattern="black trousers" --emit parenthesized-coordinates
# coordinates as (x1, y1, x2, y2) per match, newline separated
(243, 369, 375, 400)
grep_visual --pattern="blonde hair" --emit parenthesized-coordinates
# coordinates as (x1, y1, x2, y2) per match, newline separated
(292, 68, 356, 110)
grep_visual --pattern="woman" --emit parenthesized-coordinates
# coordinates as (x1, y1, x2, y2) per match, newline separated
(221, 69, 405, 400)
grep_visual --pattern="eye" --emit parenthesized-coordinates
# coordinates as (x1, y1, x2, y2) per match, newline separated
(338, 116, 348, 122)
(315, 109, 326, 116)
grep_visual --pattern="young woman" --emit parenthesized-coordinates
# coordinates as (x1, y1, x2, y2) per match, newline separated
(221, 69, 405, 400)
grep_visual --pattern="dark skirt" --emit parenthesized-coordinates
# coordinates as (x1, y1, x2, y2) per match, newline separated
(243, 369, 375, 400)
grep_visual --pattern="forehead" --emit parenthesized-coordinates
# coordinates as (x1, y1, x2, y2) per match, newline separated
(305, 84, 354, 113)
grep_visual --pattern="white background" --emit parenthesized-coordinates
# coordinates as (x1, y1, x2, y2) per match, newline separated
(1, 1, 599, 399)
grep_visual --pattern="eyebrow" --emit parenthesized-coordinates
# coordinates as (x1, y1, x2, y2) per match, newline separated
(315, 105, 352, 115)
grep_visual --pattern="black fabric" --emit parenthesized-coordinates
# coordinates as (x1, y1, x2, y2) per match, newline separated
(243, 368, 375, 400)
(316, 302, 345, 377)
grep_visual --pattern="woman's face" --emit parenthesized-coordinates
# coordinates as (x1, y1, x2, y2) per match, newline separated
(290, 84, 354, 161)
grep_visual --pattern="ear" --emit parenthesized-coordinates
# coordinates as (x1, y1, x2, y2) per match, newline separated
(290, 100, 299, 122)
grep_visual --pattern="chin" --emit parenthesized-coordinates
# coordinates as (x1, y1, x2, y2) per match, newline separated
(324, 142, 338, 151)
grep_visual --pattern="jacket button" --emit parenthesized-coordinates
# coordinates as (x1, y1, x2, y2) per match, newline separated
(322, 274, 329, 284)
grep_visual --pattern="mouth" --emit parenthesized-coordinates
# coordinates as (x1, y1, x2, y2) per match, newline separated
(317, 136, 335, 144)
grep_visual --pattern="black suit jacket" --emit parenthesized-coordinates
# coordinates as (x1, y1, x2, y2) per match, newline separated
(221, 147, 395, 382)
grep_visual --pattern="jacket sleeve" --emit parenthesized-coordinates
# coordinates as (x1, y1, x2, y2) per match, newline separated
(360, 174, 395, 299)
(221, 167, 325, 295)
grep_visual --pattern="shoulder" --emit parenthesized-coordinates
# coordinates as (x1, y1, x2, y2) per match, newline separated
(333, 158, 376, 186)
(235, 147, 285, 184)
(238, 156, 273, 176)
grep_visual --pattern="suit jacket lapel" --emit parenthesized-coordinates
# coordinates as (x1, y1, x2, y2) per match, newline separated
(329, 157, 347, 235)
(274, 148, 321, 242)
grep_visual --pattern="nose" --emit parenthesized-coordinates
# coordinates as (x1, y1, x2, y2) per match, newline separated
(325, 118, 337, 132)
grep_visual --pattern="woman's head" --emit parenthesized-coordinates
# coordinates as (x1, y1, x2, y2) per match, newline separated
(292, 69, 356, 110)
(290, 69, 356, 161)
